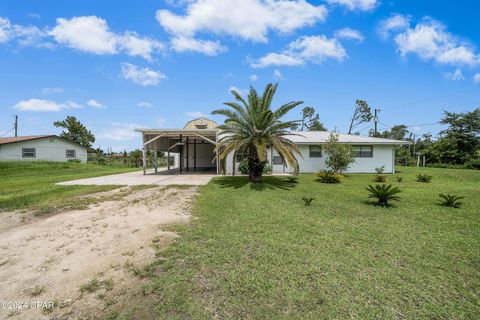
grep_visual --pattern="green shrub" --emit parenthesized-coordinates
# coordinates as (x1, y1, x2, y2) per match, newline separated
(416, 173, 433, 183)
(373, 175, 387, 182)
(317, 170, 342, 183)
(301, 196, 315, 206)
(396, 176, 403, 182)
(439, 194, 464, 208)
(365, 184, 401, 207)
(238, 159, 271, 175)
(465, 159, 480, 170)
(67, 159, 82, 163)
(375, 166, 385, 174)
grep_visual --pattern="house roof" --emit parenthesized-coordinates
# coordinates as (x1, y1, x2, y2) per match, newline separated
(285, 131, 411, 145)
(0, 135, 88, 148)
(136, 128, 410, 145)
(0, 135, 54, 145)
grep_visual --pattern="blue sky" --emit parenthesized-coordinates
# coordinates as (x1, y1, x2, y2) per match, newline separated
(1, 0, 479, 151)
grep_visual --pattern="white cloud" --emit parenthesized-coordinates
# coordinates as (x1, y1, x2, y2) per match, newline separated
(249, 74, 259, 82)
(87, 99, 107, 108)
(118, 31, 165, 60)
(0, 16, 52, 48)
(156, 118, 166, 127)
(273, 69, 283, 80)
(170, 36, 226, 55)
(251, 35, 347, 68)
(27, 13, 41, 19)
(252, 53, 304, 68)
(49, 16, 117, 54)
(121, 63, 166, 86)
(334, 27, 364, 42)
(474, 73, 480, 84)
(229, 86, 247, 95)
(388, 18, 480, 67)
(446, 68, 465, 81)
(156, 0, 328, 55)
(13, 98, 83, 112)
(49, 16, 164, 60)
(99, 122, 142, 141)
(137, 102, 153, 108)
(0, 17, 10, 43)
(327, 0, 378, 11)
(379, 14, 410, 38)
(41, 87, 64, 95)
(185, 111, 207, 118)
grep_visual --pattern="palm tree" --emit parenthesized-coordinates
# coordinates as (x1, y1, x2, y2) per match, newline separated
(212, 83, 303, 183)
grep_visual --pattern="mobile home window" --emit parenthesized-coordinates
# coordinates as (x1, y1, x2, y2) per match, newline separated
(352, 145, 373, 158)
(66, 149, 76, 158)
(272, 156, 284, 165)
(22, 148, 36, 158)
(235, 151, 244, 162)
(309, 145, 322, 158)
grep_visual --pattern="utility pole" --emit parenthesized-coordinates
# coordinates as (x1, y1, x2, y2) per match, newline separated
(373, 108, 380, 136)
(14, 115, 18, 137)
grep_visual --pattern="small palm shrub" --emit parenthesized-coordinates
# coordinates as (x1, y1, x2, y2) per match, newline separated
(302, 196, 315, 206)
(396, 176, 403, 182)
(317, 170, 342, 183)
(416, 173, 432, 183)
(365, 184, 401, 207)
(439, 194, 464, 208)
(375, 166, 385, 174)
(373, 175, 387, 182)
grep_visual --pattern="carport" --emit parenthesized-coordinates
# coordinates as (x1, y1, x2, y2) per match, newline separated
(136, 128, 220, 175)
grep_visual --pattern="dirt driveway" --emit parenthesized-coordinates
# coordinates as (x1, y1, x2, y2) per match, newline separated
(0, 186, 197, 320)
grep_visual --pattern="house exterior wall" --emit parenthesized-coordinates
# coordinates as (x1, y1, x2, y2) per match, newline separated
(224, 144, 395, 174)
(0, 137, 88, 163)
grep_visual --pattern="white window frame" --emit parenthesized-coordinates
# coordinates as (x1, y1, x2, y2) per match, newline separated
(66, 149, 76, 158)
(272, 155, 284, 165)
(309, 145, 322, 158)
(352, 145, 373, 158)
(22, 148, 36, 158)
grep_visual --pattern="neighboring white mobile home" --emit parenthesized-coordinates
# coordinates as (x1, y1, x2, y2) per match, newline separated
(136, 118, 409, 175)
(0, 135, 88, 163)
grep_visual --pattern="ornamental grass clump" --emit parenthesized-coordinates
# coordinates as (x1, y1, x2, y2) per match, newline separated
(317, 170, 342, 183)
(365, 184, 401, 207)
(439, 194, 464, 208)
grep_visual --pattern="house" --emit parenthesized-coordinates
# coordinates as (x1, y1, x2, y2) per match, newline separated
(0, 135, 88, 163)
(136, 118, 409, 175)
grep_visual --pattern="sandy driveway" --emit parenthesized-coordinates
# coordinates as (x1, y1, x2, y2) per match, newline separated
(0, 186, 197, 320)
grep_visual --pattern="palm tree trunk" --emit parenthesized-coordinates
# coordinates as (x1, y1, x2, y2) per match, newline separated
(248, 147, 263, 183)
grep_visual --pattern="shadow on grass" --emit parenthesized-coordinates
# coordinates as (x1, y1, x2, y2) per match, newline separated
(213, 176, 297, 191)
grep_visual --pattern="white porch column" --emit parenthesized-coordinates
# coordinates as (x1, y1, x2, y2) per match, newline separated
(142, 148, 147, 175)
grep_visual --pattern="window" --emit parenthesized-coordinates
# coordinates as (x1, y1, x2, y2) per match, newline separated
(309, 145, 322, 158)
(352, 145, 373, 158)
(235, 151, 245, 162)
(272, 156, 284, 165)
(66, 149, 76, 158)
(195, 124, 207, 129)
(22, 148, 36, 158)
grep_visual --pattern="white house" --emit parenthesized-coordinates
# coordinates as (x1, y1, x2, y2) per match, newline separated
(136, 118, 409, 175)
(0, 135, 88, 163)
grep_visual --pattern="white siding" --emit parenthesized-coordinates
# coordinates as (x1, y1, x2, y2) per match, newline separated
(0, 137, 88, 163)
(224, 144, 395, 174)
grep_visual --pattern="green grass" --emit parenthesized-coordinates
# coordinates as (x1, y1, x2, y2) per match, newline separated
(114, 166, 479, 319)
(0, 161, 139, 211)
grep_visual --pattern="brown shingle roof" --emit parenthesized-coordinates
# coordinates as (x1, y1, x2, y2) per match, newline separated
(0, 135, 55, 145)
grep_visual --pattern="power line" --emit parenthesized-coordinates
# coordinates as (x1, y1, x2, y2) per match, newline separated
(0, 128, 14, 138)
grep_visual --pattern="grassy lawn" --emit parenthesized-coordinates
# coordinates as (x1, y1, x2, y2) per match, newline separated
(117, 166, 479, 319)
(0, 161, 139, 212)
